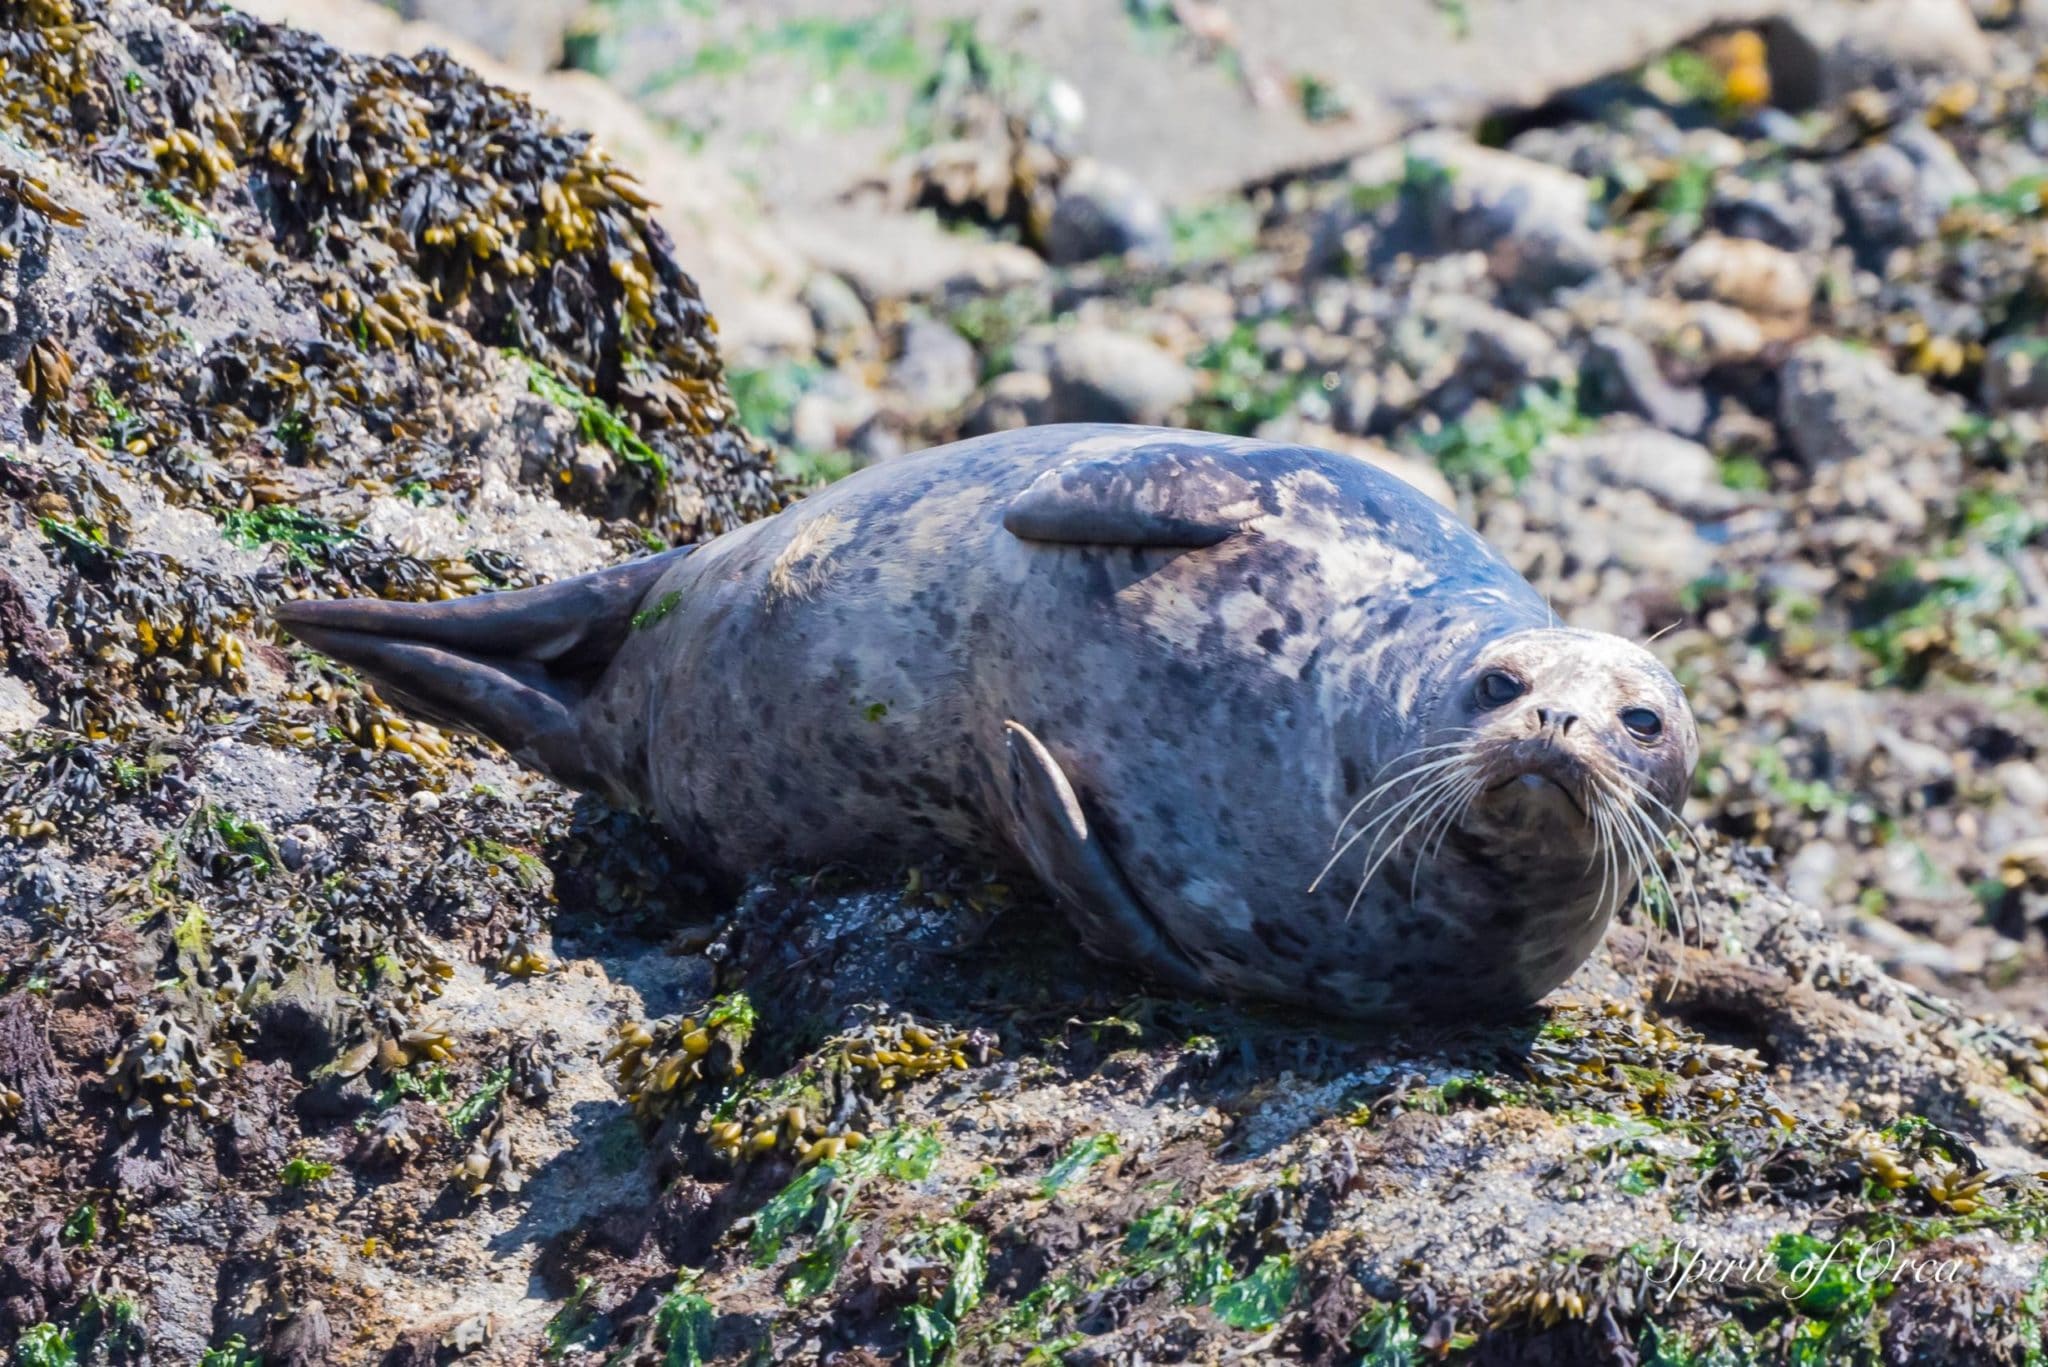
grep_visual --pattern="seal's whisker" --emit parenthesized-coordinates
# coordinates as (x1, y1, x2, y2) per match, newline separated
(1630, 813, 1710, 956)
(1345, 767, 1476, 918)
(1591, 794, 1656, 976)
(1598, 778, 1647, 906)
(1633, 800, 1700, 957)
(1328, 744, 1479, 846)
(1590, 797, 1621, 926)
(1313, 776, 1447, 892)
(1605, 787, 1691, 995)
(1613, 774, 1708, 951)
(1344, 767, 1473, 895)
(1582, 813, 1606, 878)
(1312, 760, 1472, 891)
(1407, 773, 1484, 903)
(1424, 774, 1483, 866)
(1363, 770, 1473, 885)
(1335, 750, 1482, 844)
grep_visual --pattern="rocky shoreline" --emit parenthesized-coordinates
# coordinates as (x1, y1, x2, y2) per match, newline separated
(3, 1, 2048, 1363)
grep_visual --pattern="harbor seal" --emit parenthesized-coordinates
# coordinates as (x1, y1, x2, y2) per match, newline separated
(274, 424, 1698, 1019)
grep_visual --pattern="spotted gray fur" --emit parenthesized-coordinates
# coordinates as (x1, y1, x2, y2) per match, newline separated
(275, 424, 1699, 1020)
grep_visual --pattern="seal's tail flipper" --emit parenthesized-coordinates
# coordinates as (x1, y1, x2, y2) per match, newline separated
(272, 547, 691, 793)
(1000, 721, 1211, 996)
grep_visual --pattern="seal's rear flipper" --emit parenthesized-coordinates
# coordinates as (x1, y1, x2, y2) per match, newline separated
(1001, 721, 1210, 995)
(272, 547, 691, 793)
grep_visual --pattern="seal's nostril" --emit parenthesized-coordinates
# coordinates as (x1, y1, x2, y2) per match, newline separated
(1534, 707, 1579, 734)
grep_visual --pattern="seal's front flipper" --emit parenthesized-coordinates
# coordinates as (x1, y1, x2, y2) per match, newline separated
(1001, 441, 1276, 548)
(1001, 720, 1210, 995)
(272, 547, 691, 795)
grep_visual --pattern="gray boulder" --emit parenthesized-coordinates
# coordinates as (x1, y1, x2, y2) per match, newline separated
(890, 318, 980, 416)
(1778, 338, 1962, 467)
(1764, 0, 1991, 110)
(1045, 158, 1172, 266)
(1049, 327, 1195, 425)
(962, 371, 1055, 436)
(1981, 335, 2048, 412)
(1834, 123, 1979, 260)
(1581, 327, 1709, 439)
(1345, 133, 1609, 292)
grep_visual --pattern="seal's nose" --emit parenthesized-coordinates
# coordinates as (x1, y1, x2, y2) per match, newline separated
(1534, 707, 1578, 735)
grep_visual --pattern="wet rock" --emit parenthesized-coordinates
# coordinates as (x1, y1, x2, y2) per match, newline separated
(1505, 427, 1723, 588)
(382, 1312, 495, 1366)
(1328, 369, 1384, 435)
(0, 994, 64, 1139)
(1045, 158, 1171, 265)
(1708, 162, 1839, 254)
(1679, 301, 1770, 367)
(789, 372, 881, 455)
(1785, 840, 1843, 908)
(393, 0, 585, 73)
(1671, 234, 1814, 321)
(1998, 761, 2048, 811)
(1764, 0, 1993, 111)
(1835, 123, 1980, 260)
(1348, 133, 1608, 291)
(1049, 327, 1194, 425)
(783, 207, 1044, 305)
(0, 1219, 71, 1331)
(248, 964, 349, 1072)
(889, 318, 979, 416)
(1581, 327, 1709, 438)
(1980, 334, 2048, 411)
(268, 1300, 334, 1367)
(1547, 428, 1738, 520)
(1396, 295, 1568, 407)
(801, 272, 878, 363)
(962, 371, 1054, 436)
(1807, 459, 1939, 536)
(1778, 338, 1962, 466)
(848, 413, 907, 467)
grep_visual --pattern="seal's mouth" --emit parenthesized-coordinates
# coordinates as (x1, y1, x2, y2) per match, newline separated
(1473, 743, 1595, 823)
(1484, 770, 1587, 819)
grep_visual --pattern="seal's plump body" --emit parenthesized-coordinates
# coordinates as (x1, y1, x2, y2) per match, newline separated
(277, 425, 1698, 1019)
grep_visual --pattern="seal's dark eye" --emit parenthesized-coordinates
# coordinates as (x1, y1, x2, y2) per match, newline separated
(1475, 670, 1525, 708)
(1621, 707, 1663, 742)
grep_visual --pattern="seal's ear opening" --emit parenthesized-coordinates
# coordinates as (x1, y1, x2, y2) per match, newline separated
(272, 546, 691, 792)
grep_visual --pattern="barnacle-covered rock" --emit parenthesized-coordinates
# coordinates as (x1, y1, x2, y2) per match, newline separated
(453, 1113, 521, 1199)
(506, 1032, 558, 1104)
(354, 1105, 424, 1171)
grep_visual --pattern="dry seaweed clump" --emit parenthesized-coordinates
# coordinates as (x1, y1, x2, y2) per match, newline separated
(694, 1009, 998, 1167)
(608, 992, 758, 1128)
(0, 4, 786, 1355)
(0, 0, 777, 543)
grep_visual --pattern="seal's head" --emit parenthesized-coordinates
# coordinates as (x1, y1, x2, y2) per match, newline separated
(1446, 628, 1697, 862)
(1425, 627, 1695, 909)
(1321, 626, 1699, 920)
